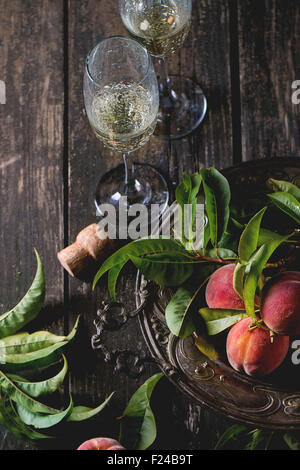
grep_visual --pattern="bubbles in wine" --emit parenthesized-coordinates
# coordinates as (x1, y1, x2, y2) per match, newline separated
(90, 81, 157, 152)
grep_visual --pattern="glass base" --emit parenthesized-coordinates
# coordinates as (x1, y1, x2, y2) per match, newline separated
(95, 163, 169, 219)
(155, 75, 207, 140)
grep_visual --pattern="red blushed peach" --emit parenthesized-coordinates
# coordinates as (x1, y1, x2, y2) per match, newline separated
(77, 438, 125, 450)
(226, 318, 289, 377)
(261, 272, 300, 336)
(206, 264, 246, 310)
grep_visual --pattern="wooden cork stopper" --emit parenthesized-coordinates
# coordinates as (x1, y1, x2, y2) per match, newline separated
(57, 224, 115, 278)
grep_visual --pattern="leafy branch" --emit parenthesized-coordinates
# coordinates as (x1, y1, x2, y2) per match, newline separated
(0, 251, 114, 443)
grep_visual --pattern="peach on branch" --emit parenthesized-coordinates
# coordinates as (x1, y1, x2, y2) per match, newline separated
(77, 438, 125, 450)
(205, 264, 246, 310)
(226, 317, 289, 377)
(261, 272, 300, 336)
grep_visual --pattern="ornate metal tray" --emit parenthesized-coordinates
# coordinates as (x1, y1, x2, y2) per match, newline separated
(136, 158, 300, 430)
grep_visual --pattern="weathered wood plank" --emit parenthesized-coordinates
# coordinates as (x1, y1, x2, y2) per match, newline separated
(0, 0, 65, 449)
(238, 0, 300, 160)
(67, 0, 234, 450)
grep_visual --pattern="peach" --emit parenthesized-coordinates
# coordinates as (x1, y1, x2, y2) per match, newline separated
(226, 317, 289, 377)
(206, 264, 246, 310)
(77, 438, 125, 450)
(261, 272, 300, 335)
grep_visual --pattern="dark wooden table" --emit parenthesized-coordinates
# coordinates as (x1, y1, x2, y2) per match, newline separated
(0, 0, 299, 450)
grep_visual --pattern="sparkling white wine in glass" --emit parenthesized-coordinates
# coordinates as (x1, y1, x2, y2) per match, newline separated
(119, 0, 207, 140)
(83, 37, 169, 220)
(121, 0, 191, 57)
(89, 81, 158, 153)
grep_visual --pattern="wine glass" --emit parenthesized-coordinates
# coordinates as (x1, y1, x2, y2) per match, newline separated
(84, 36, 169, 220)
(119, 0, 207, 140)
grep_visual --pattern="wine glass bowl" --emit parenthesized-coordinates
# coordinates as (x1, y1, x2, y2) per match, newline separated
(84, 36, 159, 153)
(83, 36, 169, 220)
(119, 0, 207, 140)
(119, 0, 192, 58)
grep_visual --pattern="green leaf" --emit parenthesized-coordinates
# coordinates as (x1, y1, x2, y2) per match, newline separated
(16, 397, 73, 429)
(119, 373, 163, 450)
(230, 198, 268, 222)
(176, 173, 202, 213)
(128, 253, 194, 287)
(0, 371, 59, 415)
(243, 235, 292, 319)
(93, 237, 190, 291)
(176, 173, 202, 244)
(200, 168, 231, 247)
(200, 248, 237, 260)
(217, 220, 243, 253)
(68, 392, 115, 422)
(194, 334, 222, 360)
(0, 396, 51, 442)
(198, 308, 248, 336)
(0, 250, 45, 339)
(0, 317, 80, 371)
(215, 424, 247, 450)
(268, 192, 300, 225)
(233, 263, 245, 300)
(238, 208, 267, 263)
(269, 178, 300, 201)
(165, 275, 210, 338)
(7, 354, 68, 398)
(245, 429, 274, 450)
(258, 227, 284, 246)
(284, 433, 300, 450)
(165, 289, 194, 338)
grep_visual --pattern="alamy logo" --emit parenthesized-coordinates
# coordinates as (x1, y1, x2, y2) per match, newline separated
(291, 340, 300, 365)
(292, 80, 300, 105)
(0, 81, 6, 104)
(96, 199, 206, 250)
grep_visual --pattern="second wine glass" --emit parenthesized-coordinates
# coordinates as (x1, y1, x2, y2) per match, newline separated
(84, 36, 169, 221)
(119, 0, 207, 140)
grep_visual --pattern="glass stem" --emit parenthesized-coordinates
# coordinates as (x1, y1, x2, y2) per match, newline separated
(157, 57, 171, 97)
(123, 153, 136, 195)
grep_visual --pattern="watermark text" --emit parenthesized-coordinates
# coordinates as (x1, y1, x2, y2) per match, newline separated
(0, 80, 6, 104)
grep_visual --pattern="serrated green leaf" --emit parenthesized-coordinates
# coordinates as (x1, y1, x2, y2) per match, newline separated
(198, 308, 248, 335)
(68, 392, 115, 422)
(268, 192, 300, 225)
(215, 424, 247, 450)
(245, 429, 274, 450)
(165, 289, 195, 338)
(233, 263, 246, 300)
(269, 178, 300, 201)
(128, 253, 194, 287)
(119, 373, 163, 450)
(200, 168, 231, 248)
(176, 173, 202, 246)
(0, 396, 51, 442)
(7, 354, 68, 398)
(165, 276, 209, 338)
(0, 317, 79, 369)
(243, 235, 292, 319)
(200, 248, 237, 260)
(0, 371, 59, 415)
(258, 227, 284, 246)
(194, 333, 222, 360)
(0, 250, 45, 339)
(238, 207, 267, 263)
(93, 237, 189, 291)
(16, 397, 73, 429)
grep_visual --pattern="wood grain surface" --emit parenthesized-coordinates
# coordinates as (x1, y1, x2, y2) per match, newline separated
(0, 0, 299, 450)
